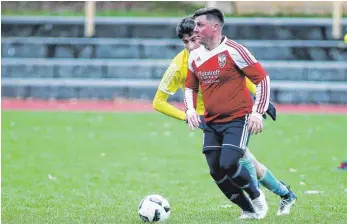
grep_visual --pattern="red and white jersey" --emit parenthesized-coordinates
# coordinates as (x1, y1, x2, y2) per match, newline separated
(185, 36, 270, 123)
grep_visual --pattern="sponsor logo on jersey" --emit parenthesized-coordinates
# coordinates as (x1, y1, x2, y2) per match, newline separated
(197, 69, 220, 84)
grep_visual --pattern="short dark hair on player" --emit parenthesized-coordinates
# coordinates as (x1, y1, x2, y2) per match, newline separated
(176, 17, 195, 39)
(193, 7, 224, 26)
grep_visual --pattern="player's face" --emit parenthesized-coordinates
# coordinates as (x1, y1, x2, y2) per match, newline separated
(194, 15, 215, 45)
(181, 34, 200, 52)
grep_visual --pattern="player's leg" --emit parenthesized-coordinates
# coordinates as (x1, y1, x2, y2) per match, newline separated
(216, 117, 268, 218)
(239, 148, 259, 188)
(201, 117, 257, 219)
(253, 157, 289, 196)
(249, 151, 297, 215)
(204, 149, 256, 214)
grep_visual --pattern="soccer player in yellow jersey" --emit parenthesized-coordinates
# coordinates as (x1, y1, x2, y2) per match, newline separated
(153, 17, 296, 218)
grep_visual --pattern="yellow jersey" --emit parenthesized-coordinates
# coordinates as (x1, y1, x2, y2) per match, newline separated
(153, 48, 257, 121)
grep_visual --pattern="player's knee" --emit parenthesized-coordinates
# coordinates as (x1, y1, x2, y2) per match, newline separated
(220, 152, 240, 174)
(209, 169, 223, 181)
(255, 162, 267, 179)
(220, 145, 244, 175)
(220, 162, 239, 176)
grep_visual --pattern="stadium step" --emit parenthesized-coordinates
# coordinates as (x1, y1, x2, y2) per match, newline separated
(2, 16, 347, 40)
(2, 37, 346, 61)
(2, 58, 347, 104)
(2, 79, 347, 104)
(2, 58, 347, 82)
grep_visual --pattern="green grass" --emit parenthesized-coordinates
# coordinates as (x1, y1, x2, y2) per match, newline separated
(2, 111, 347, 223)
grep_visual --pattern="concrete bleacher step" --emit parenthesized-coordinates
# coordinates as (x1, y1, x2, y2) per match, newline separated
(2, 58, 347, 104)
(2, 81, 347, 104)
(2, 37, 346, 61)
(2, 16, 347, 40)
(2, 58, 347, 82)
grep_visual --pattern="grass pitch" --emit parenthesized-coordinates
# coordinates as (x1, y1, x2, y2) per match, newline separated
(2, 111, 347, 223)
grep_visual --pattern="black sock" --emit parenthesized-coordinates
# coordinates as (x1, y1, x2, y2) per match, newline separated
(229, 166, 260, 200)
(216, 176, 255, 213)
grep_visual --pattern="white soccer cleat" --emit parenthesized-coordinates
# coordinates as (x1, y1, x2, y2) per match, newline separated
(276, 182, 297, 216)
(276, 198, 296, 216)
(251, 189, 268, 219)
(276, 190, 297, 215)
(238, 211, 259, 220)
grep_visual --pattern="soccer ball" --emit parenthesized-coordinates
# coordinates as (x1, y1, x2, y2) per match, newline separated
(138, 194, 171, 222)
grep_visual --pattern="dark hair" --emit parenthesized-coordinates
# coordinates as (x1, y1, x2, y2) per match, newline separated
(176, 17, 195, 39)
(193, 7, 224, 26)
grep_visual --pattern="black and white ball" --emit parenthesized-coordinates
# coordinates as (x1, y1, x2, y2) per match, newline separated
(138, 194, 171, 222)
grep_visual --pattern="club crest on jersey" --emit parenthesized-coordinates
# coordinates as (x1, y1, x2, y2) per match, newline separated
(218, 54, 227, 68)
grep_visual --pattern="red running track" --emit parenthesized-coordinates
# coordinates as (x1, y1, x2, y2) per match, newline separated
(2, 99, 347, 114)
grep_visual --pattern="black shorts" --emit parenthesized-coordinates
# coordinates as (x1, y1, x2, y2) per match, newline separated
(199, 116, 250, 154)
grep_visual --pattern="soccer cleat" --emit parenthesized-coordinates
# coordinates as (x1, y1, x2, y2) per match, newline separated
(276, 186, 297, 216)
(337, 161, 347, 170)
(238, 211, 259, 220)
(251, 189, 268, 219)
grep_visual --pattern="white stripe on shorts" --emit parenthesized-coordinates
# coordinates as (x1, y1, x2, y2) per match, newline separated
(239, 115, 249, 150)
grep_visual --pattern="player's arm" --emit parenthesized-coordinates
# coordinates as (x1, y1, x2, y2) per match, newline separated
(243, 65, 270, 119)
(246, 76, 276, 121)
(245, 77, 256, 95)
(153, 90, 186, 121)
(228, 43, 270, 134)
(152, 62, 186, 121)
(230, 46, 270, 118)
(184, 65, 200, 130)
(244, 63, 270, 134)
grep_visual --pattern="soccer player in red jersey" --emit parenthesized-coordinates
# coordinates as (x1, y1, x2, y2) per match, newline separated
(184, 8, 271, 219)
(155, 17, 296, 219)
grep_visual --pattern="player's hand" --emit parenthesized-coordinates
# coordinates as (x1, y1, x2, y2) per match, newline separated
(186, 109, 201, 131)
(248, 113, 263, 135)
(266, 102, 277, 121)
